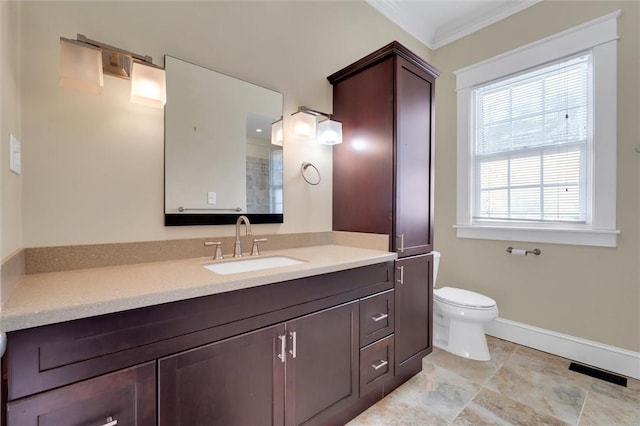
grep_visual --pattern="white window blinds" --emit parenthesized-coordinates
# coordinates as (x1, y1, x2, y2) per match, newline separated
(472, 53, 591, 223)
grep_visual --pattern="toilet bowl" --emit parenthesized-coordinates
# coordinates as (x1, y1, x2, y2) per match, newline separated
(431, 252, 498, 361)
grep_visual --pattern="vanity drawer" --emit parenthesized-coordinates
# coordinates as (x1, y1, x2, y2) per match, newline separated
(359, 335, 394, 396)
(360, 289, 394, 347)
(7, 362, 156, 426)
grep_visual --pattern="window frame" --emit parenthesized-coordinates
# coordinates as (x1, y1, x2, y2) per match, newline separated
(454, 11, 620, 247)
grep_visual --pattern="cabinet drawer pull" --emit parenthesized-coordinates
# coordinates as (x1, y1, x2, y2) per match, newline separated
(371, 313, 389, 322)
(101, 417, 118, 426)
(288, 331, 297, 359)
(371, 359, 388, 370)
(277, 335, 286, 363)
(397, 234, 405, 252)
(396, 265, 404, 285)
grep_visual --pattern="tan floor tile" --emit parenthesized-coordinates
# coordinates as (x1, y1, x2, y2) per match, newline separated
(453, 388, 571, 426)
(424, 337, 517, 386)
(347, 390, 449, 426)
(486, 361, 587, 424)
(579, 386, 640, 426)
(391, 364, 481, 422)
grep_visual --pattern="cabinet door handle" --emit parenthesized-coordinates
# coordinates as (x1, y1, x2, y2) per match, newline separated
(101, 417, 118, 426)
(288, 331, 297, 359)
(397, 234, 405, 252)
(396, 265, 404, 285)
(371, 359, 388, 370)
(371, 313, 389, 322)
(277, 335, 286, 363)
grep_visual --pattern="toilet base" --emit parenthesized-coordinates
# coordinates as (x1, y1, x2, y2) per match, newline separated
(434, 320, 491, 361)
(433, 309, 495, 361)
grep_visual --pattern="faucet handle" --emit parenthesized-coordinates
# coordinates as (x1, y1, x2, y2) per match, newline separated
(251, 238, 268, 256)
(204, 241, 224, 260)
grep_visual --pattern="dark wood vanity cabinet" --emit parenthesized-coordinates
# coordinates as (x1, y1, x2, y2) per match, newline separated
(159, 302, 359, 426)
(328, 41, 438, 390)
(7, 362, 156, 426)
(159, 324, 285, 426)
(328, 41, 438, 258)
(3, 262, 393, 426)
(394, 254, 433, 377)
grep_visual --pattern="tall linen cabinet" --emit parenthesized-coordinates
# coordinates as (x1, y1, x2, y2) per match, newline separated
(328, 41, 439, 388)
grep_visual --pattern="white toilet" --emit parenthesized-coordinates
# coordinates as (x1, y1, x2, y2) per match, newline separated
(431, 251, 498, 361)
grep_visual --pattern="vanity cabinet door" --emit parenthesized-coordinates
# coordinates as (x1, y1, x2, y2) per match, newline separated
(7, 362, 156, 426)
(159, 324, 285, 426)
(394, 254, 433, 377)
(394, 57, 434, 258)
(285, 301, 359, 426)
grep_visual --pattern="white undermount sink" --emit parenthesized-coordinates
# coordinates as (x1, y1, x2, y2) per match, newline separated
(203, 255, 306, 275)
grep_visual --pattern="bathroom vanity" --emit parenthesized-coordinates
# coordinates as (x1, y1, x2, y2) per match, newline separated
(0, 245, 415, 425)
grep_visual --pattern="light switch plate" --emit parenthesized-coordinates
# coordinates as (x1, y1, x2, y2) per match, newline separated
(9, 134, 21, 175)
(207, 191, 216, 204)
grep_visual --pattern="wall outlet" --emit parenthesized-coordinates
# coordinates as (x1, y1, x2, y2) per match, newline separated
(207, 191, 216, 204)
(9, 134, 21, 175)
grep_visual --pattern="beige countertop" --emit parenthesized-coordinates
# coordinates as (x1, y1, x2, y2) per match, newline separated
(0, 244, 396, 332)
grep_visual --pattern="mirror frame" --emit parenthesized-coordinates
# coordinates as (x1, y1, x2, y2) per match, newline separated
(165, 213, 283, 226)
(163, 55, 284, 226)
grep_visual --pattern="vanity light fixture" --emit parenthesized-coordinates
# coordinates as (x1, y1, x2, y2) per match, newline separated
(60, 34, 166, 108)
(291, 106, 342, 145)
(271, 117, 284, 146)
(290, 108, 317, 140)
(317, 119, 342, 145)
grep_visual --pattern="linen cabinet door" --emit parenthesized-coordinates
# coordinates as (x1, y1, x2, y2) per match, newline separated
(285, 301, 359, 426)
(7, 362, 156, 426)
(394, 57, 435, 258)
(394, 253, 433, 377)
(159, 324, 285, 426)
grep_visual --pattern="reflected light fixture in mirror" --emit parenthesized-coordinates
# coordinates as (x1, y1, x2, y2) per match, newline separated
(60, 34, 166, 108)
(271, 117, 284, 146)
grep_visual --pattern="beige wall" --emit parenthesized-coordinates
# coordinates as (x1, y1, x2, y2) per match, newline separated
(17, 1, 430, 248)
(0, 1, 22, 260)
(1, 1, 22, 261)
(432, 1, 640, 352)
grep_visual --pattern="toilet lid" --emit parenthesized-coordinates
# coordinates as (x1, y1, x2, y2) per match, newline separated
(434, 286, 496, 309)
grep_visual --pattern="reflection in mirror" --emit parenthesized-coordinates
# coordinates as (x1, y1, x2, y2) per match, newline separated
(164, 56, 283, 225)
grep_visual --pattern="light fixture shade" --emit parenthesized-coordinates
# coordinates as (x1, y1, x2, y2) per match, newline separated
(271, 119, 284, 146)
(317, 119, 343, 145)
(59, 37, 103, 93)
(291, 110, 316, 140)
(130, 61, 167, 108)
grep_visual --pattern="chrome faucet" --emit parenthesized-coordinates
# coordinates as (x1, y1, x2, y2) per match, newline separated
(234, 215, 252, 257)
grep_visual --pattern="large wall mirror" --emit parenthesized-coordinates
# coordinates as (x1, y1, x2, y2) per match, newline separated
(164, 56, 284, 226)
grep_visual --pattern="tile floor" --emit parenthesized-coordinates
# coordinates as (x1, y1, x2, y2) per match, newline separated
(347, 336, 640, 425)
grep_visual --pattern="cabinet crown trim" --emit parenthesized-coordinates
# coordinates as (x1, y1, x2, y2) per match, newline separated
(327, 41, 440, 84)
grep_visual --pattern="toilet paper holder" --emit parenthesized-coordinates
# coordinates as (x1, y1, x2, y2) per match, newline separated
(507, 247, 541, 256)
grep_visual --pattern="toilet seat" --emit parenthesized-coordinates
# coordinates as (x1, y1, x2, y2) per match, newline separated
(434, 286, 497, 310)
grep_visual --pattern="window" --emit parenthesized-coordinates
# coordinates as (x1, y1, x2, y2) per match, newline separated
(455, 11, 619, 247)
(474, 54, 590, 223)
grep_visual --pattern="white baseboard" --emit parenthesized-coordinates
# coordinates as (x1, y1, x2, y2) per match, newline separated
(485, 318, 640, 380)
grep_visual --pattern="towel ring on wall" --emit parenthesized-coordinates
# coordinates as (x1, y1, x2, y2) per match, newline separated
(301, 162, 321, 185)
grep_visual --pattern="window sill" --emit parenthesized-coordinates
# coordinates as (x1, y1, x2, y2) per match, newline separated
(454, 224, 619, 247)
